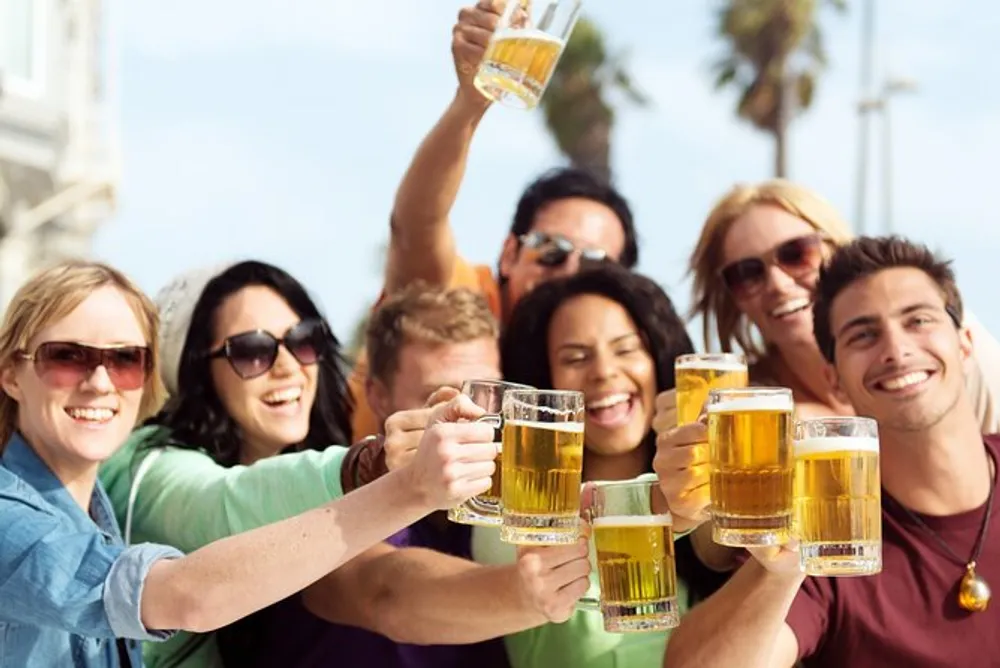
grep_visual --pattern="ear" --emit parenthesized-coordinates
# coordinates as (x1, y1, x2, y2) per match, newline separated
(365, 376, 392, 428)
(958, 325, 974, 363)
(1, 363, 22, 403)
(498, 234, 520, 281)
(822, 359, 850, 404)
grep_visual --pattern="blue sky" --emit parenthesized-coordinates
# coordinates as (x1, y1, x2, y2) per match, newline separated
(92, 0, 1000, 345)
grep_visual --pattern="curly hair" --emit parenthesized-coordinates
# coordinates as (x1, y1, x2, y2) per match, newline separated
(500, 262, 694, 467)
(144, 261, 353, 465)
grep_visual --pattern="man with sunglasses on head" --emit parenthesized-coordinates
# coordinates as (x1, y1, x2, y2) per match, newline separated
(344, 0, 640, 443)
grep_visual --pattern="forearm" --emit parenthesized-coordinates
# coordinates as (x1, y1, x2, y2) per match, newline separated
(664, 559, 802, 668)
(385, 91, 490, 292)
(141, 467, 430, 633)
(690, 523, 740, 573)
(369, 550, 545, 644)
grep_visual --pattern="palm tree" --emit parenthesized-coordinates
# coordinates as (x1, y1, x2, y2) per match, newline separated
(540, 16, 648, 183)
(712, 0, 846, 177)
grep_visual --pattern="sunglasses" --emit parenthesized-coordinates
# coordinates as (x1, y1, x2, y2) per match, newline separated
(519, 231, 609, 268)
(208, 318, 327, 380)
(719, 234, 826, 298)
(18, 342, 152, 391)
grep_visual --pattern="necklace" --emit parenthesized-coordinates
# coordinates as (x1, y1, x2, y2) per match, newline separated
(893, 445, 995, 613)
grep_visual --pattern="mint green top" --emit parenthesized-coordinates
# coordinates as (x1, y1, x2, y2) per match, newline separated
(99, 425, 348, 668)
(471, 525, 691, 668)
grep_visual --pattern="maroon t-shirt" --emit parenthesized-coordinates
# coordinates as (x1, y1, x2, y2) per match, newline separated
(786, 436, 1000, 667)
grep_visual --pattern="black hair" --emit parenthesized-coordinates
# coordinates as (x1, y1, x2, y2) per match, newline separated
(500, 262, 693, 469)
(144, 260, 353, 465)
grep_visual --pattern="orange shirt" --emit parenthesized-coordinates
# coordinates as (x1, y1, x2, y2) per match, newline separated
(347, 257, 502, 440)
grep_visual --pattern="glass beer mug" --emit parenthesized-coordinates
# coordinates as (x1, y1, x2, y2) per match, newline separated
(500, 389, 585, 545)
(794, 416, 882, 576)
(448, 379, 533, 527)
(674, 353, 748, 426)
(473, 0, 583, 110)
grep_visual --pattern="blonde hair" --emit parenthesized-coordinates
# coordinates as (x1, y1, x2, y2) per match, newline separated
(689, 179, 854, 358)
(366, 282, 499, 384)
(0, 260, 167, 446)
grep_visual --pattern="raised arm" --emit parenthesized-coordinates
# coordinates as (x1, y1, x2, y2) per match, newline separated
(301, 539, 590, 644)
(384, 2, 497, 294)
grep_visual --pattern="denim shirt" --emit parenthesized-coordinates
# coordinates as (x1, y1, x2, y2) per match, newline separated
(0, 434, 183, 667)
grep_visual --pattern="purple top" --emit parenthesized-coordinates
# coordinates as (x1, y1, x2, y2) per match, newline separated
(215, 515, 510, 668)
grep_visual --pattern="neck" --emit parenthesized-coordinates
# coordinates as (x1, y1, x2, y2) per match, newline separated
(769, 342, 850, 411)
(26, 437, 98, 512)
(881, 402, 993, 515)
(584, 441, 649, 482)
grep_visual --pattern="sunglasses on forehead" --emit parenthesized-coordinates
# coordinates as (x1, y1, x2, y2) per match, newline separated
(18, 342, 152, 391)
(519, 231, 610, 268)
(719, 234, 827, 298)
(208, 318, 328, 380)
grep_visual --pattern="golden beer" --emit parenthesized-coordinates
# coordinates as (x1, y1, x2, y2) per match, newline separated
(675, 354, 748, 426)
(594, 515, 679, 632)
(707, 388, 794, 547)
(501, 418, 584, 544)
(474, 29, 565, 110)
(795, 431, 882, 576)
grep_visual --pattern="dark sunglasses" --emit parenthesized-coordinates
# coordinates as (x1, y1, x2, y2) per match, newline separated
(519, 231, 610, 268)
(719, 234, 826, 297)
(18, 342, 152, 391)
(208, 318, 327, 380)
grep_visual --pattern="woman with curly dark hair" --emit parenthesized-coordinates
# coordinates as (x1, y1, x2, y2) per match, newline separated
(472, 262, 721, 668)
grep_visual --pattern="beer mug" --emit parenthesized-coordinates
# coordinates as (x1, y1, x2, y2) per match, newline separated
(584, 474, 680, 633)
(707, 387, 794, 547)
(674, 353, 748, 426)
(500, 389, 585, 545)
(448, 379, 534, 527)
(795, 416, 882, 576)
(473, 0, 583, 110)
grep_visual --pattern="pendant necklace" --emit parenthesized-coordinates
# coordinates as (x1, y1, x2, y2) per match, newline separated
(892, 445, 995, 613)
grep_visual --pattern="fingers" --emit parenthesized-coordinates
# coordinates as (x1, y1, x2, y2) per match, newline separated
(517, 539, 592, 621)
(385, 406, 436, 433)
(429, 395, 488, 425)
(424, 385, 461, 408)
(652, 390, 678, 434)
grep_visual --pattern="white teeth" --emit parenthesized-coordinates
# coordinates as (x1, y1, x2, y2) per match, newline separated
(880, 371, 930, 391)
(587, 393, 630, 410)
(262, 387, 302, 404)
(771, 297, 811, 318)
(66, 407, 115, 422)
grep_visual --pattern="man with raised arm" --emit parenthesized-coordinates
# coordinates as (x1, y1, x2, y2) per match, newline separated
(347, 0, 640, 439)
(660, 236, 1000, 667)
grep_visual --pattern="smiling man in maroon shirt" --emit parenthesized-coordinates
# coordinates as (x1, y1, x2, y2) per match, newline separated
(664, 236, 1000, 668)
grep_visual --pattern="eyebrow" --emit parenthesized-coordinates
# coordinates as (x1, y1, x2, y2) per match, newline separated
(836, 302, 943, 338)
(558, 332, 641, 351)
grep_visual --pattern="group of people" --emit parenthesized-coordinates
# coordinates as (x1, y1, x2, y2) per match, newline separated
(2, 3, 999, 667)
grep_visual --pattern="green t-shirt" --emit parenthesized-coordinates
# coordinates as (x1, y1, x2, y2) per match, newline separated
(99, 425, 348, 668)
(470, 524, 691, 668)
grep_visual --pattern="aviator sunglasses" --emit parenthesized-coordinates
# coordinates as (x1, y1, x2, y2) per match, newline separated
(18, 342, 152, 391)
(719, 234, 826, 298)
(519, 231, 610, 268)
(208, 318, 328, 380)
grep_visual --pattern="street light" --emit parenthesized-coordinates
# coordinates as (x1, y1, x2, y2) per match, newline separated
(858, 77, 918, 235)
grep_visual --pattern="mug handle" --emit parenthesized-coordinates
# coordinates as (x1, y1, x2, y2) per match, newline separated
(576, 481, 601, 611)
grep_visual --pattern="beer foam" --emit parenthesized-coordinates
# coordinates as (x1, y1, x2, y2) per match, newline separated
(592, 514, 673, 528)
(707, 395, 792, 413)
(506, 418, 584, 433)
(676, 359, 747, 372)
(795, 436, 879, 456)
(492, 27, 567, 47)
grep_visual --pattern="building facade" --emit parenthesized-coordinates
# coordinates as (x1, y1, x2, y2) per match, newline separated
(0, 0, 119, 309)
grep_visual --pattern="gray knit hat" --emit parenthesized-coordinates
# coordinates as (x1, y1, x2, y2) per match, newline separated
(155, 262, 237, 396)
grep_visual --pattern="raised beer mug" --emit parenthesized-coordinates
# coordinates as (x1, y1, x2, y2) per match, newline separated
(707, 387, 795, 547)
(448, 379, 534, 527)
(674, 353, 748, 426)
(794, 416, 882, 576)
(582, 473, 680, 633)
(500, 389, 585, 545)
(473, 0, 584, 110)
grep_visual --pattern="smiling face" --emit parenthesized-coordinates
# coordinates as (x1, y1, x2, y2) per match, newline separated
(721, 204, 826, 350)
(1, 286, 149, 475)
(547, 294, 656, 456)
(208, 285, 319, 463)
(827, 267, 972, 432)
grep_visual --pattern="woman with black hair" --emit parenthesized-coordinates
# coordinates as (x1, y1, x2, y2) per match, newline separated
(472, 263, 720, 668)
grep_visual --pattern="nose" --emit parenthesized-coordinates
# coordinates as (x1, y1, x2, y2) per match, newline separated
(762, 263, 798, 295)
(81, 365, 116, 394)
(270, 345, 299, 377)
(878, 322, 915, 366)
(588, 348, 619, 383)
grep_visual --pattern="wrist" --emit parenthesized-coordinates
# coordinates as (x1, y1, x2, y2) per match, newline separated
(451, 87, 491, 122)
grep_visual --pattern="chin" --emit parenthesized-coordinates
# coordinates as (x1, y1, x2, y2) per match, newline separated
(67, 432, 129, 464)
